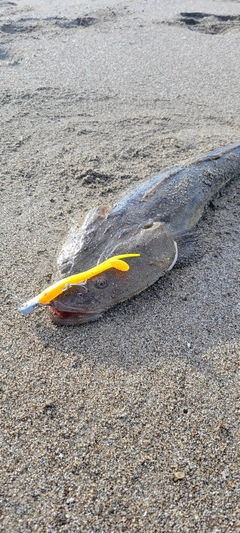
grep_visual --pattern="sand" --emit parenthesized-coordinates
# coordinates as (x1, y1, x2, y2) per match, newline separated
(1, 0, 240, 531)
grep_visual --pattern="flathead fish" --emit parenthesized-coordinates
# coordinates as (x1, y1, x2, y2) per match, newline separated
(49, 142, 240, 324)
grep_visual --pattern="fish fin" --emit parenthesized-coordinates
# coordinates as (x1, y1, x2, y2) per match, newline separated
(56, 206, 109, 276)
(176, 230, 200, 265)
(79, 205, 109, 230)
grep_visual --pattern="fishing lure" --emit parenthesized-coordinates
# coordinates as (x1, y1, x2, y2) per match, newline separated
(19, 253, 140, 316)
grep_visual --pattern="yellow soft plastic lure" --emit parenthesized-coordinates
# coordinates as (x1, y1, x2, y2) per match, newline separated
(19, 253, 140, 316)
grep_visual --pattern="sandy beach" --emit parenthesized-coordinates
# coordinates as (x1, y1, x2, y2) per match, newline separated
(1, 0, 240, 531)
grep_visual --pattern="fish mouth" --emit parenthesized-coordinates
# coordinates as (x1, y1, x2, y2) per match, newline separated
(49, 305, 103, 326)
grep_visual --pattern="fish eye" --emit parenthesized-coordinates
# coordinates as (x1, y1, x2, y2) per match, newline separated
(94, 276, 108, 289)
(76, 292, 85, 300)
(142, 220, 153, 229)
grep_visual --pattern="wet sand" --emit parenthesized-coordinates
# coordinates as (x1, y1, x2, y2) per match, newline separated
(1, 0, 240, 531)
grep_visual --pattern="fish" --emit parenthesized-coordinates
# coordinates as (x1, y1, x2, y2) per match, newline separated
(49, 142, 240, 325)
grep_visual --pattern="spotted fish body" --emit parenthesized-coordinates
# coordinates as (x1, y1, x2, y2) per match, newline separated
(50, 142, 240, 324)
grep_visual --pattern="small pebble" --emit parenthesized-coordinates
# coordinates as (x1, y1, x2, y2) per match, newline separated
(174, 471, 185, 480)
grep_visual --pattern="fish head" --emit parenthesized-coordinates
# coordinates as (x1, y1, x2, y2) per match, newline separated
(49, 221, 178, 325)
(49, 268, 133, 325)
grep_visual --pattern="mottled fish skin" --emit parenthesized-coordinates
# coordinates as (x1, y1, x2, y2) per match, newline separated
(49, 142, 240, 325)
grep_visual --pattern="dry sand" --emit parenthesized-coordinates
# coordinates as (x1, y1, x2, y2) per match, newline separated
(1, 0, 240, 531)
